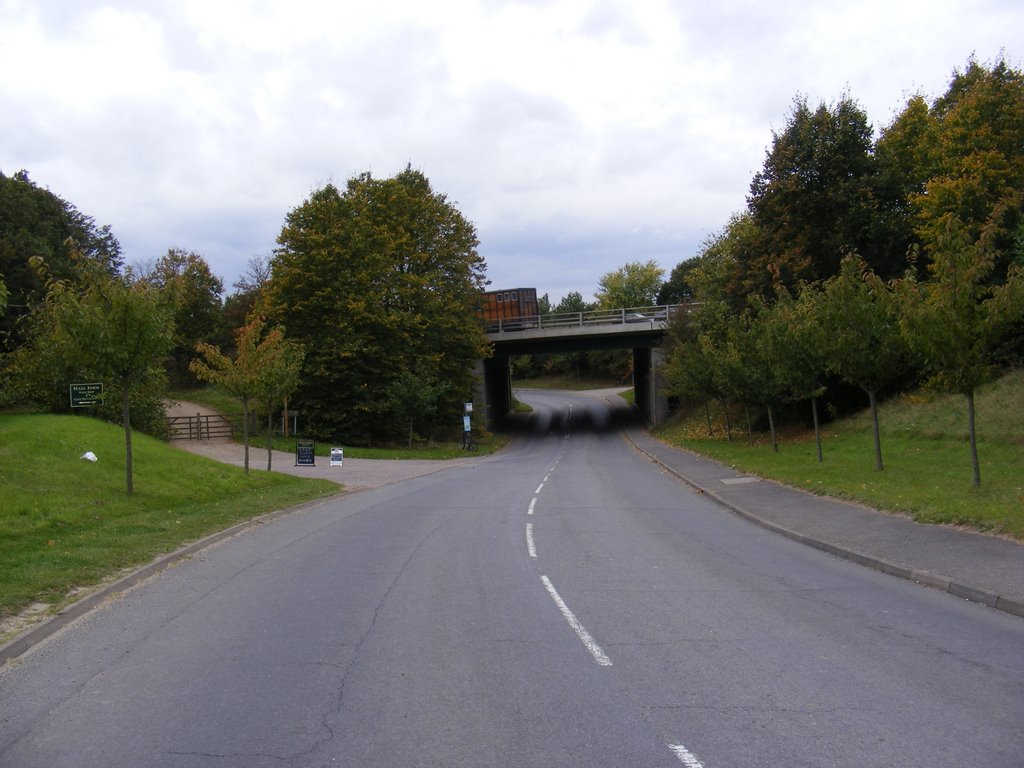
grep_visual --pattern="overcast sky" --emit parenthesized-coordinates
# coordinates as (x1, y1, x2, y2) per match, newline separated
(1, 1, 1019, 305)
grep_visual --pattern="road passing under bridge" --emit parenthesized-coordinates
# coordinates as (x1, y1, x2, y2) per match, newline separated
(477, 303, 695, 428)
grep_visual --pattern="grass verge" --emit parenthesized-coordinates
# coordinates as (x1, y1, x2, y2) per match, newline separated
(655, 371, 1024, 540)
(0, 413, 340, 626)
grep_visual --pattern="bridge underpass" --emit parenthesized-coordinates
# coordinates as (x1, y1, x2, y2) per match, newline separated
(474, 305, 691, 429)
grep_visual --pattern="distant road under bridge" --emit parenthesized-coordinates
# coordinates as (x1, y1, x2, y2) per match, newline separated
(475, 304, 695, 428)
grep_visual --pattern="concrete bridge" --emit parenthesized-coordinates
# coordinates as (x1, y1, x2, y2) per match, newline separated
(474, 303, 695, 428)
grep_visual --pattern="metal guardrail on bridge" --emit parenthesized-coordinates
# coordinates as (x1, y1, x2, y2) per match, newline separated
(483, 303, 691, 335)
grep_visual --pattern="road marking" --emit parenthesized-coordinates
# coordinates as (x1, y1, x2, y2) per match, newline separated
(526, 523, 537, 558)
(539, 575, 612, 666)
(528, 498, 537, 516)
(668, 743, 704, 767)
(535, 482, 545, 494)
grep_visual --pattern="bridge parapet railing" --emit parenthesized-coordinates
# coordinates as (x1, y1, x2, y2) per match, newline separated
(485, 304, 693, 334)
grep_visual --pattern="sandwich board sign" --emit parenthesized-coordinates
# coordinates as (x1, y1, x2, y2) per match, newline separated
(295, 440, 316, 466)
(70, 383, 104, 407)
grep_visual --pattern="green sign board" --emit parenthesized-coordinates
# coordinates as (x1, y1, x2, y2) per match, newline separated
(70, 382, 104, 407)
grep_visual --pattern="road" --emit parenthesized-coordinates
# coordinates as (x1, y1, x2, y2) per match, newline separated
(1, 390, 1022, 767)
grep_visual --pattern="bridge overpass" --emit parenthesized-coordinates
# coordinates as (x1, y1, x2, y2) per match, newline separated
(475, 304, 694, 428)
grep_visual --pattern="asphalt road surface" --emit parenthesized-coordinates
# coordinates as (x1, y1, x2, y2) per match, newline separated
(1, 390, 1022, 767)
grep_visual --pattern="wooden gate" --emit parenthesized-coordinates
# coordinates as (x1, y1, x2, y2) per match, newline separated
(167, 413, 238, 440)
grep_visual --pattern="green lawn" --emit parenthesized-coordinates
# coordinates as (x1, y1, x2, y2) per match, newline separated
(656, 370, 1024, 539)
(0, 413, 339, 625)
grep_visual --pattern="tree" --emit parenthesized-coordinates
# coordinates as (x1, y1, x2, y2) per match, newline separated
(190, 316, 292, 474)
(267, 166, 488, 444)
(738, 96, 888, 299)
(658, 259, 699, 304)
(43, 258, 173, 494)
(595, 259, 664, 309)
(911, 57, 1024, 270)
(252, 328, 305, 471)
(775, 285, 830, 461)
(898, 216, 1024, 486)
(387, 370, 449, 448)
(818, 253, 907, 470)
(146, 249, 225, 386)
(0, 170, 122, 353)
(223, 254, 272, 335)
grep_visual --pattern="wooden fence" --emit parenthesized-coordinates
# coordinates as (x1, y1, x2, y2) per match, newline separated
(167, 413, 239, 441)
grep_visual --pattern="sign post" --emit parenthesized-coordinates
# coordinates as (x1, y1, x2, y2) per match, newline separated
(70, 383, 104, 408)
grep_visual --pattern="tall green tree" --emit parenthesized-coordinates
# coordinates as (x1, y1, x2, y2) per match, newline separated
(0, 170, 122, 352)
(595, 259, 664, 309)
(898, 216, 1024, 486)
(43, 259, 173, 494)
(738, 96, 893, 299)
(912, 57, 1024, 270)
(267, 166, 488, 444)
(146, 248, 225, 386)
(818, 253, 907, 470)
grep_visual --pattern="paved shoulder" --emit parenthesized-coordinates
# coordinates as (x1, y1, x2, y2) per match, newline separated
(625, 427, 1024, 618)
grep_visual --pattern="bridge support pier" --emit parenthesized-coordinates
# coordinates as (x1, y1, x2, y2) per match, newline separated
(632, 346, 668, 426)
(473, 355, 513, 430)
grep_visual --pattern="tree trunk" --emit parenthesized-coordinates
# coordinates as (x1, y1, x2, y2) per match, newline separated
(967, 389, 981, 487)
(704, 400, 713, 436)
(745, 405, 753, 446)
(811, 396, 823, 463)
(122, 382, 134, 495)
(241, 399, 251, 474)
(868, 388, 883, 471)
(722, 399, 732, 442)
(266, 410, 274, 471)
(766, 402, 778, 453)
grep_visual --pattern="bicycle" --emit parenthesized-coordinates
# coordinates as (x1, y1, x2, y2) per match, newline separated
(461, 432, 478, 451)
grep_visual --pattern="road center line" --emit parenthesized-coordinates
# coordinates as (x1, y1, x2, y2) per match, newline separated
(535, 482, 544, 494)
(668, 743, 705, 767)
(526, 523, 537, 558)
(539, 575, 612, 666)
(528, 498, 537, 515)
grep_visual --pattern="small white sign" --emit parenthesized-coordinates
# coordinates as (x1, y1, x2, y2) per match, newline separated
(465, 401, 473, 414)
(330, 447, 344, 467)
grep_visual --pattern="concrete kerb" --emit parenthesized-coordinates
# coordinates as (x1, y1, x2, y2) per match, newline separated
(623, 430, 1024, 620)
(0, 492, 343, 667)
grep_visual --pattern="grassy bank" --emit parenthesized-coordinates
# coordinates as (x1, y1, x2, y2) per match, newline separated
(0, 413, 339, 626)
(656, 371, 1024, 539)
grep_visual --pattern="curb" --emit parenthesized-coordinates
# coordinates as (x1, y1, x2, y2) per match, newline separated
(0, 494, 341, 667)
(624, 431, 1024, 620)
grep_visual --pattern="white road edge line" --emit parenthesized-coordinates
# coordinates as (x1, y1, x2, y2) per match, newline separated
(528, 498, 537, 516)
(526, 523, 537, 558)
(668, 743, 705, 768)
(539, 575, 612, 667)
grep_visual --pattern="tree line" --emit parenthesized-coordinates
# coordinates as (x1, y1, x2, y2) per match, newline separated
(660, 56, 1024, 486)
(0, 166, 488, 493)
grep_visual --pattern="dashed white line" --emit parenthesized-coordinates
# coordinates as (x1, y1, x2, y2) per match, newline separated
(539, 575, 612, 666)
(668, 743, 705, 768)
(528, 497, 537, 516)
(535, 482, 545, 494)
(526, 523, 537, 558)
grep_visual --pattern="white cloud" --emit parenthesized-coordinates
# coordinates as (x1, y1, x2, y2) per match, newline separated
(0, 0, 1019, 303)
